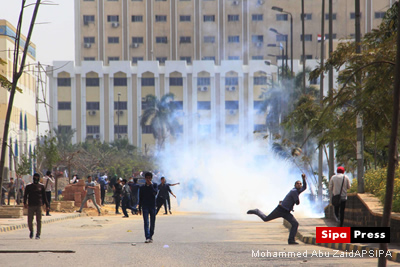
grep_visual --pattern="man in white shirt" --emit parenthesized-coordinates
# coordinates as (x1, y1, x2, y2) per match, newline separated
(42, 171, 55, 216)
(329, 166, 351, 226)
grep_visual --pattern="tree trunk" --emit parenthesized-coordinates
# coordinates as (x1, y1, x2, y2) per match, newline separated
(378, 2, 400, 266)
(0, 0, 42, 205)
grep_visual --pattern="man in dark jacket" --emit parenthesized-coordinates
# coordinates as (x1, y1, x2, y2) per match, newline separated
(138, 172, 158, 243)
(24, 173, 49, 239)
(247, 173, 307, 245)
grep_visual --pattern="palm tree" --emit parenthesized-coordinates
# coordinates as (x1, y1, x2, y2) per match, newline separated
(140, 93, 180, 151)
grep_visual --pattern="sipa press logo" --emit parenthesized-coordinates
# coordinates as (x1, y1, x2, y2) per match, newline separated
(316, 227, 390, 243)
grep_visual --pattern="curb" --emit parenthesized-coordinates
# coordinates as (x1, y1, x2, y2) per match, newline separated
(0, 213, 85, 233)
(283, 220, 400, 263)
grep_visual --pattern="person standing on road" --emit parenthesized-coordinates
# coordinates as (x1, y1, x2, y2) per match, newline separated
(113, 178, 123, 214)
(23, 173, 49, 239)
(128, 177, 140, 213)
(329, 166, 351, 227)
(7, 177, 16, 205)
(42, 171, 55, 216)
(156, 177, 178, 215)
(121, 179, 137, 218)
(99, 175, 108, 206)
(247, 173, 307, 245)
(15, 176, 25, 205)
(138, 172, 158, 243)
(76, 176, 101, 216)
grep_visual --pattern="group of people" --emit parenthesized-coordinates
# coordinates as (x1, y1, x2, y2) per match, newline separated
(2, 176, 26, 206)
(247, 166, 351, 245)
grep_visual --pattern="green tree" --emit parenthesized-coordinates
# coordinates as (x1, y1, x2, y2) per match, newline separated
(140, 93, 180, 151)
(35, 134, 60, 174)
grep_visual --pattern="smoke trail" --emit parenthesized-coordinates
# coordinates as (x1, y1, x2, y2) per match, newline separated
(158, 136, 323, 220)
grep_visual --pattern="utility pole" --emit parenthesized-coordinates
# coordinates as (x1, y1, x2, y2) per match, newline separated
(318, 0, 325, 204)
(328, 0, 335, 180)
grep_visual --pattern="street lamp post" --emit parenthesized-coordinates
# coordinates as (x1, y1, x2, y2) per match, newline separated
(271, 6, 293, 76)
(267, 54, 280, 81)
(269, 28, 288, 80)
(117, 92, 121, 140)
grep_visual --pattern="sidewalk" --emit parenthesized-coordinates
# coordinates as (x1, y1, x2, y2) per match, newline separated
(0, 212, 85, 233)
(284, 217, 400, 263)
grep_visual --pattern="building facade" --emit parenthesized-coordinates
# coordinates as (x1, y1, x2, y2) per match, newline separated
(0, 20, 37, 181)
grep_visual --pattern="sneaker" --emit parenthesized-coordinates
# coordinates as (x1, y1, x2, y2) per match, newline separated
(169, 210, 172, 215)
(149, 239, 153, 243)
(116, 212, 121, 214)
(46, 213, 51, 216)
(288, 241, 299, 245)
(35, 235, 40, 240)
(145, 239, 151, 243)
(163, 212, 168, 215)
(76, 210, 82, 213)
(334, 214, 340, 222)
(122, 216, 129, 218)
(29, 232, 34, 239)
(247, 209, 259, 215)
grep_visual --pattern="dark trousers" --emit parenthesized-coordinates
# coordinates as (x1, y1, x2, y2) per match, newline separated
(166, 196, 171, 211)
(334, 200, 347, 227)
(7, 191, 15, 205)
(121, 196, 137, 217)
(142, 206, 156, 240)
(156, 196, 167, 215)
(254, 205, 299, 242)
(101, 188, 106, 205)
(28, 205, 42, 235)
(114, 195, 121, 213)
(45, 191, 51, 214)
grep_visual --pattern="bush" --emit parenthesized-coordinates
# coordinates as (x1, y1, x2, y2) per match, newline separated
(350, 167, 400, 212)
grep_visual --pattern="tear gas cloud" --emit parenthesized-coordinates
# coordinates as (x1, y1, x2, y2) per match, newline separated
(158, 135, 322, 220)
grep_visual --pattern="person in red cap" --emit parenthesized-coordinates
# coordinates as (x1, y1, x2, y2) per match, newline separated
(329, 166, 351, 226)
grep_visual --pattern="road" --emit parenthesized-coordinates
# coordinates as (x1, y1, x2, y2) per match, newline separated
(0, 212, 398, 266)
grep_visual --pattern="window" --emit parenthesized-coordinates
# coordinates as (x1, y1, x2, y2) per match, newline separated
(132, 15, 143, 22)
(155, 15, 167, 22)
(170, 77, 183, 86)
(86, 78, 100, 86)
(156, 57, 167, 64)
(156, 36, 168, 43)
(114, 78, 127, 86)
(225, 125, 239, 134)
(276, 55, 287, 60)
(252, 35, 263, 43)
(252, 14, 263, 21)
(253, 76, 267, 85)
(108, 37, 119, 44)
(202, 56, 215, 61)
(58, 102, 71, 110)
(228, 56, 239, 60)
(276, 14, 288, 21)
(180, 36, 191, 43)
(300, 55, 313, 61)
(57, 78, 71, 86)
(83, 15, 95, 24)
(325, 13, 337, 20)
(324, 33, 337, 39)
(180, 56, 191, 64)
(86, 102, 100, 110)
(350, 12, 362, 19)
(203, 15, 215, 22)
(225, 77, 238, 86)
(114, 101, 127, 110)
(84, 37, 95, 44)
(197, 101, 211, 110)
(180, 15, 191, 22)
(107, 15, 119, 22)
(115, 125, 128, 134)
(173, 101, 183, 110)
(253, 101, 264, 110)
(228, 36, 240, 43)
(58, 125, 72, 133)
(375, 12, 385, 19)
(84, 57, 95, 61)
(132, 57, 143, 64)
(141, 78, 155, 86)
(132, 37, 144, 43)
(204, 36, 215, 43)
(108, 57, 120, 63)
(87, 126, 100, 134)
(197, 77, 210, 86)
(301, 13, 312, 20)
(228, 15, 239, 21)
(301, 34, 312, 41)
(142, 125, 153, 134)
(276, 35, 288, 42)
(252, 55, 263, 60)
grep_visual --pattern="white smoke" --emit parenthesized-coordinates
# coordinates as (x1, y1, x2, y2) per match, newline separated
(158, 135, 323, 220)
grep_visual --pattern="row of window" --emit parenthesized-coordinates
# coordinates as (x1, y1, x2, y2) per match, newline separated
(278, 12, 385, 21)
(58, 76, 267, 88)
(58, 101, 128, 111)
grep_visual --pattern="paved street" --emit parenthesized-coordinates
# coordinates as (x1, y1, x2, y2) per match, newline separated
(0, 212, 398, 267)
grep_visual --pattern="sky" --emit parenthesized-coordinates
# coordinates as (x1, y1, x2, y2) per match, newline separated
(1, 0, 75, 134)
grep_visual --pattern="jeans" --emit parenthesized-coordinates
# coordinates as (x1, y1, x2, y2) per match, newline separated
(114, 195, 121, 213)
(166, 196, 171, 211)
(101, 188, 106, 205)
(156, 196, 167, 215)
(254, 205, 299, 242)
(45, 191, 51, 214)
(334, 200, 347, 227)
(142, 206, 156, 240)
(7, 191, 15, 205)
(78, 193, 101, 213)
(121, 196, 137, 217)
(28, 205, 42, 235)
